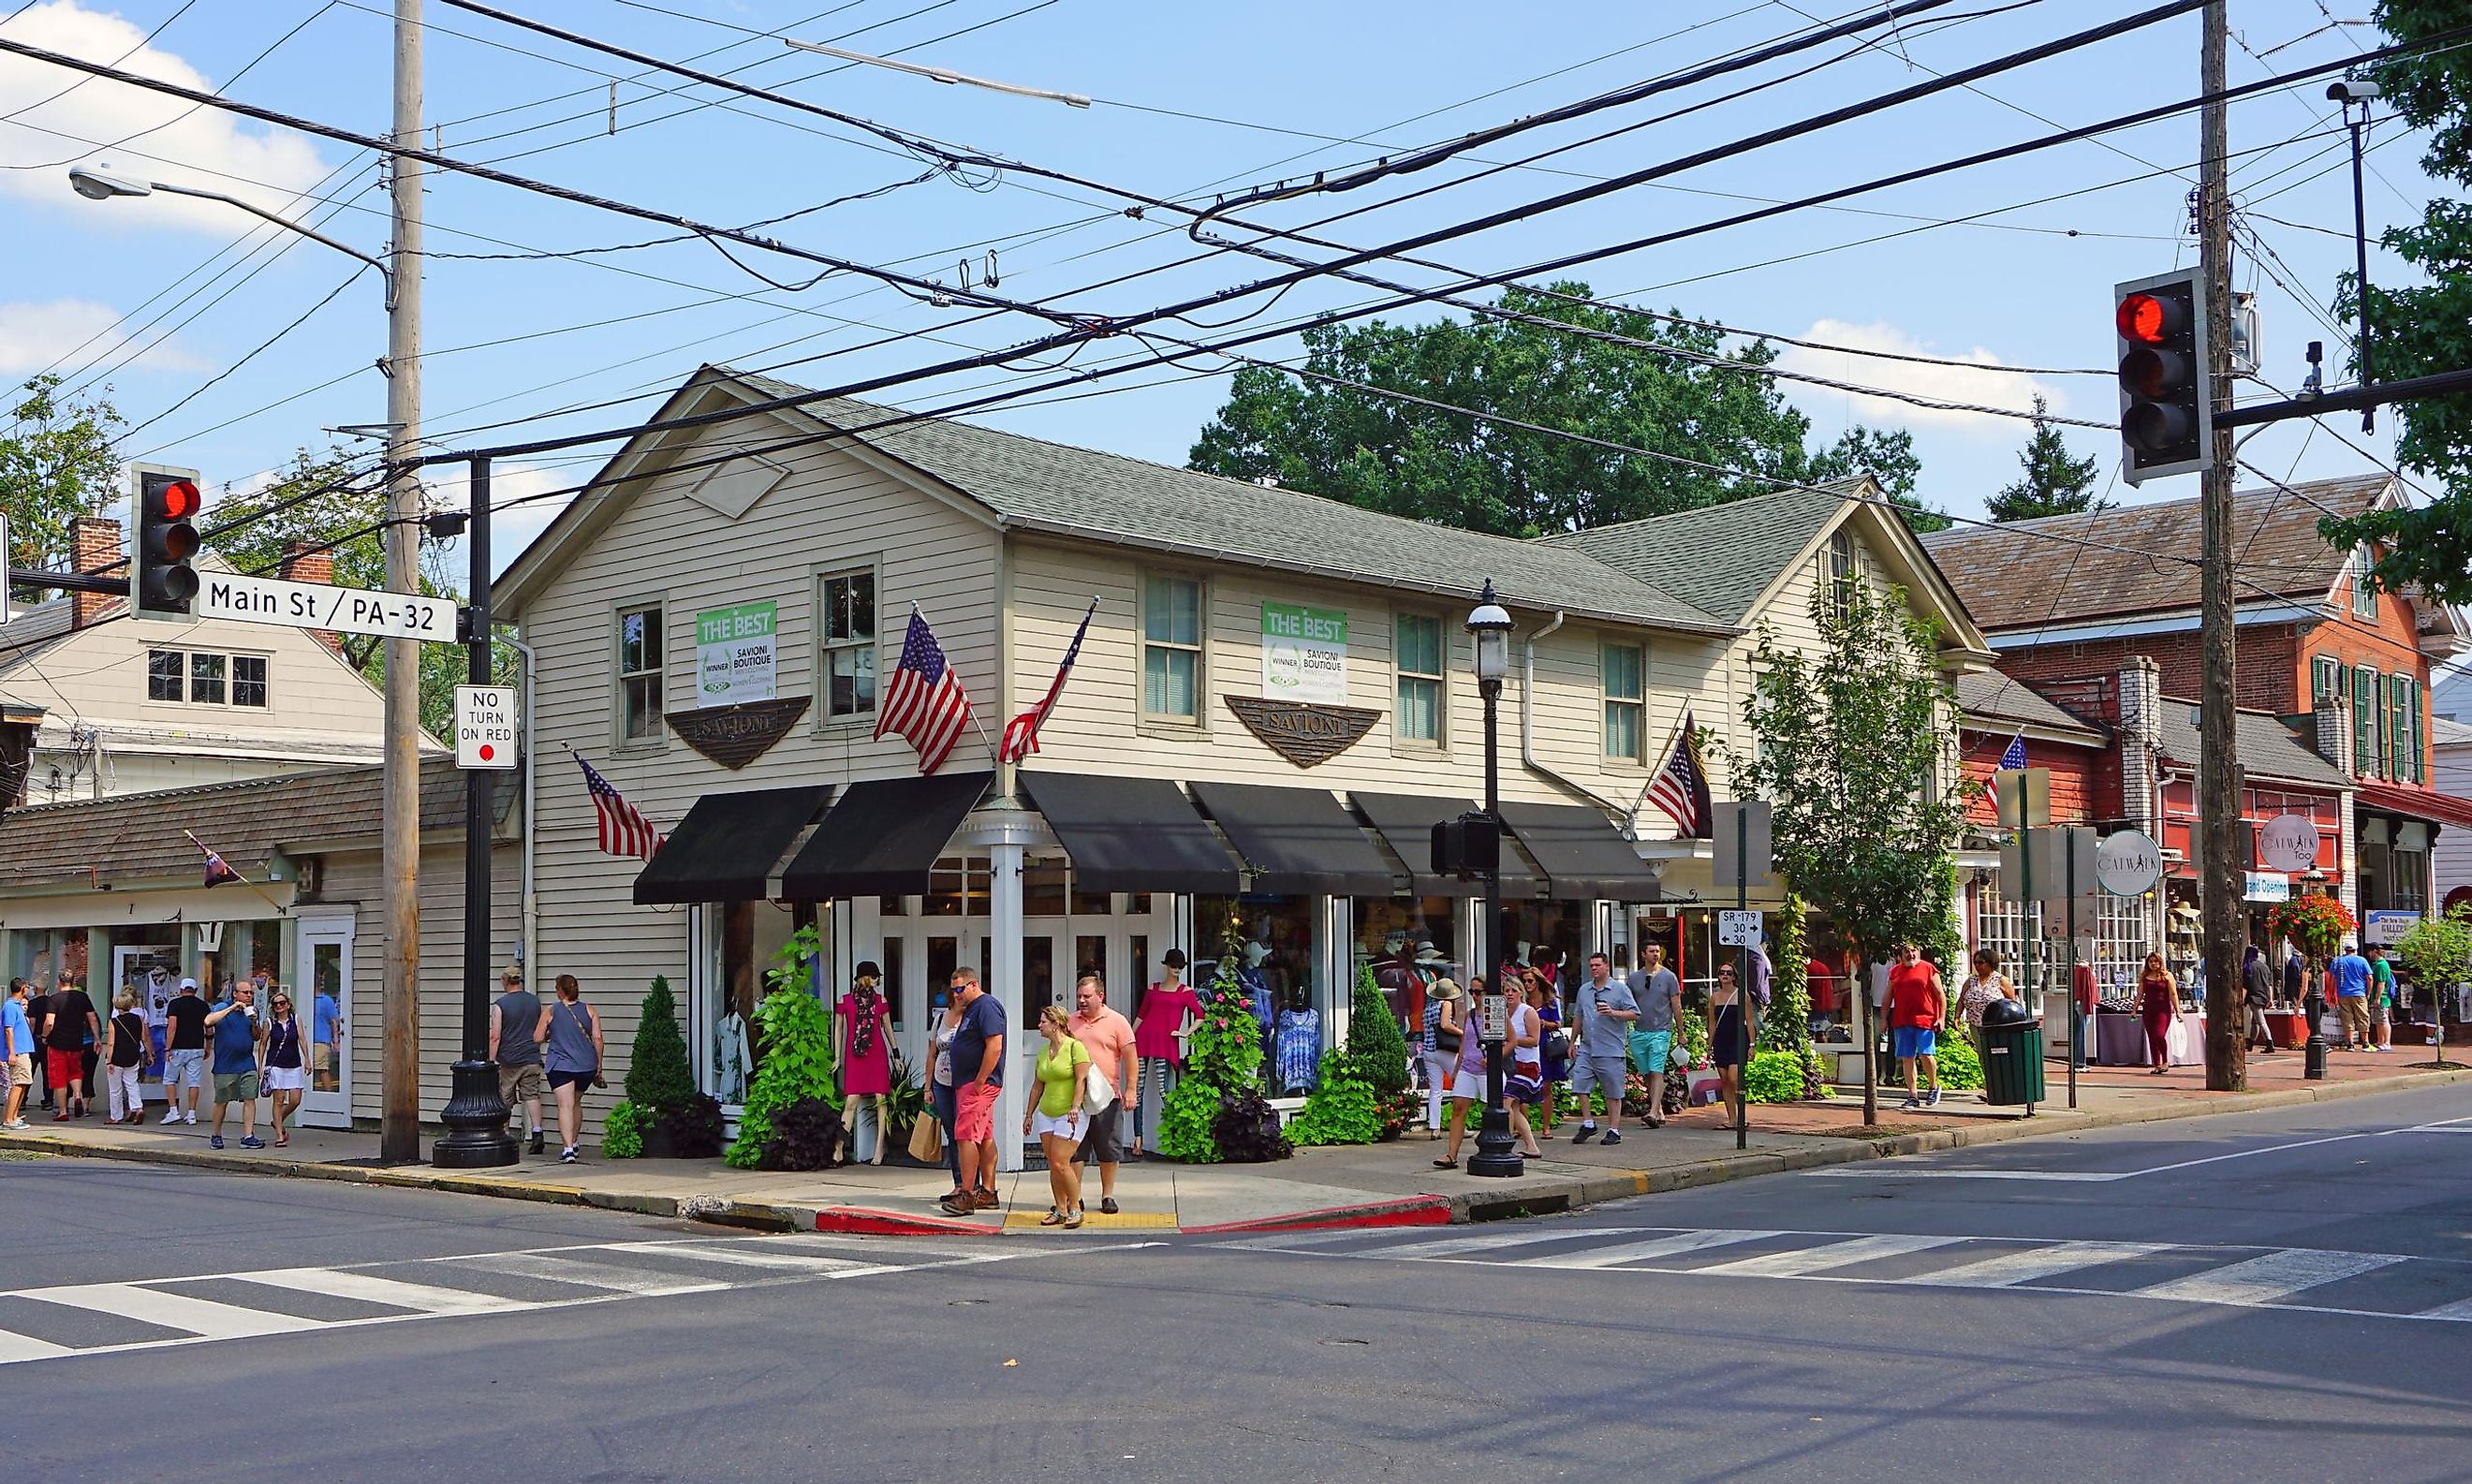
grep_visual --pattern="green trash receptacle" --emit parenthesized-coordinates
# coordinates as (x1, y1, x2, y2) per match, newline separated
(1978, 998, 2046, 1112)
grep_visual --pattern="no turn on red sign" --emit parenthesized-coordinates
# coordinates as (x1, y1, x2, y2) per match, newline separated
(454, 684, 518, 770)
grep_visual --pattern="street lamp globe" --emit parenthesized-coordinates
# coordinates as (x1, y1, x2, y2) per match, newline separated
(1467, 579, 1513, 688)
(67, 165, 152, 201)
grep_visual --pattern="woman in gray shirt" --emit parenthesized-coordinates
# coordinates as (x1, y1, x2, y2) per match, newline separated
(535, 974, 604, 1165)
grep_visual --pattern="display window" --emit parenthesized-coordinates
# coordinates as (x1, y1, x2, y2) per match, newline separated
(1351, 897, 1463, 1030)
(1195, 895, 1321, 1095)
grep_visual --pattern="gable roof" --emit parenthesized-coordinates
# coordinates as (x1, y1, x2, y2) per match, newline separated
(1536, 483, 1853, 626)
(2153, 698, 2352, 789)
(1920, 474, 2392, 632)
(1953, 670, 2104, 742)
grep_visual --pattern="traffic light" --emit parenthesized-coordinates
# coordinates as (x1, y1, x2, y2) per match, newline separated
(1432, 810, 1500, 879)
(134, 467, 202, 618)
(2113, 267, 2212, 484)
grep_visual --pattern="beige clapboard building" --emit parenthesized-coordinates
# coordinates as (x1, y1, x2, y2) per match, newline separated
(494, 365, 1989, 1161)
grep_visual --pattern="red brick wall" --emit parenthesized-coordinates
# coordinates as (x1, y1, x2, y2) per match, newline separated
(1959, 731, 2100, 826)
(2299, 578, 2439, 783)
(69, 516, 123, 628)
(1994, 628, 2296, 713)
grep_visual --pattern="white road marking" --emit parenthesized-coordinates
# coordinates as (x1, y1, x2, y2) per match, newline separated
(2410, 1296, 2472, 1321)
(246, 1267, 527, 1316)
(450, 1252, 731, 1297)
(1813, 1128, 2391, 1183)
(1366, 1227, 1661, 1261)
(594, 1240, 887, 1273)
(1904, 1241, 2171, 1288)
(1522, 1229, 1783, 1271)
(1690, 1233, 1965, 1277)
(24, 1284, 323, 1341)
(2132, 1248, 2404, 1306)
(0, 1330, 72, 1364)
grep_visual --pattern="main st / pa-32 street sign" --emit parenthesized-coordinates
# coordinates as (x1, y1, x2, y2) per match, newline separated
(194, 570, 457, 642)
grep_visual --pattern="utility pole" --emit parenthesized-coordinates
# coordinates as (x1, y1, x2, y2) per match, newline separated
(379, 0, 425, 1161)
(2199, 0, 2245, 1093)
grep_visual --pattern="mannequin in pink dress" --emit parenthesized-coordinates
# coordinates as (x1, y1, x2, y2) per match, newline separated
(835, 962, 895, 1165)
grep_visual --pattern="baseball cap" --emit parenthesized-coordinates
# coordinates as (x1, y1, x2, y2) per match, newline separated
(177, 977, 199, 991)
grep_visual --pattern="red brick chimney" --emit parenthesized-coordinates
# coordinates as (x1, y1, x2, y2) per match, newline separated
(70, 516, 122, 628)
(277, 539, 345, 656)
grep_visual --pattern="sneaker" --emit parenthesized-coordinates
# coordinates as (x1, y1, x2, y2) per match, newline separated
(161, 1109, 181, 1125)
(938, 1193, 976, 1216)
(1571, 1125, 1598, 1145)
(1898, 1097, 1921, 1110)
(1599, 1129, 1622, 1147)
(3, 1119, 28, 1131)
(184, 1111, 198, 1124)
(1925, 1088, 1942, 1107)
(240, 1136, 265, 1149)
(528, 1130, 545, 1155)
(209, 1135, 225, 1150)
(558, 1146, 579, 1164)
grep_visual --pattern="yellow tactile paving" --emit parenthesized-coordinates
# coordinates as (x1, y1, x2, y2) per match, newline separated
(1001, 1209, 1177, 1230)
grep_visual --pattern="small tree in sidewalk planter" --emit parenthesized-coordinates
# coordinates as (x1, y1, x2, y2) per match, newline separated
(2393, 904, 2472, 1064)
(605, 976, 725, 1159)
(725, 926, 843, 1170)
(1755, 895, 1830, 1100)
(1158, 908, 1278, 1164)
(1288, 966, 1410, 1148)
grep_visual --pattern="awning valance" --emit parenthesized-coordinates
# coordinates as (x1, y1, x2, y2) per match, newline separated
(1497, 800, 1661, 902)
(1016, 771, 1243, 893)
(632, 784, 833, 905)
(777, 771, 993, 899)
(2356, 781, 2472, 832)
(1190, 781, 1398, 896)
(1347, 791, 1542, 898)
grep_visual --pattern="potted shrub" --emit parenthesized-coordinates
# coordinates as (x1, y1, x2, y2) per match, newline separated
(725, 927, 842, 1169)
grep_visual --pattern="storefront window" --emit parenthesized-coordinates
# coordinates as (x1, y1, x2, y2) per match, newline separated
(1196, 895, 1319, 1094)
(1352, 897, 1463, 1030)
(1499, 901, 1587, 992)
(1023, 866, 1067, 918)
(923, 857, 989, 917)
(706, 899, 817, 1107)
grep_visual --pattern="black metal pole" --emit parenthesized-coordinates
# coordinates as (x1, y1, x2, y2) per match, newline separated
(434, 453, 517, 1167)
(2303, 950, 2328, 1081)
(1734, 808, 1752, 1150)
(1468, 650, 1521, 1179)
(2347, 108, 2375, 434)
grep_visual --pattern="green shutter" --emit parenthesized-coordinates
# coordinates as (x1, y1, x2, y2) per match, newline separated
(2353, 666, 2375, 775)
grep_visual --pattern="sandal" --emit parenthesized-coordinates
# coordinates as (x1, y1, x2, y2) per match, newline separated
(1038, 1208, 1066, 1227)
(273, 1136, 289, 1148)
(1432, 1156, 1458, 1169)
(1064, 1209, 1085, 1229)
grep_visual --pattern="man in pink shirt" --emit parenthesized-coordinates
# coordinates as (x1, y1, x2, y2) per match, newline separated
(1067, 974, 1139, 1216)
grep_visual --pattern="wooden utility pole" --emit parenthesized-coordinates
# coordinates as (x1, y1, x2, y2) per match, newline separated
(380, 0, 426, 1159)
(2199, 0, 2246, 1092)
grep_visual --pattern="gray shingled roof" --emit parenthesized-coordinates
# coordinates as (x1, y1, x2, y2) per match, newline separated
(1953, 670, 2103, 740)
(1920, 475, 2390, 632)
(2153, 701, 2352, 789)
(0, 596, 82, 681)
(1537, 483, 1855, 625)
(724, 369, 1735, 635)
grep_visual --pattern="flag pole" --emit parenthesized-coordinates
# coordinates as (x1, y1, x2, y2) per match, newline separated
(184, 830, 291, 916)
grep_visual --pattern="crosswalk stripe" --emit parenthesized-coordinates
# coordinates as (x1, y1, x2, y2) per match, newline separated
(1526, 1229, 1785, 1271)
(2132, 1248, 2403, 1306)
(600, 1242, 885, 1274)
(1380, 1227, 1662, 1261)
(2410, 1296, 2472, 1321)
(24, 1284, 323, 1340)
(449, 1253, 729, 1297)
(0, 1330, 73, 1364)
(1904, 1242, 2171, 1288)
(245, 1267, 528, 1316)
(1691, 1233, 1966, 1278)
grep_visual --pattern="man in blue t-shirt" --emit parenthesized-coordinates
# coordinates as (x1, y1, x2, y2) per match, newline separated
(940, 967, 1006, 1217)
(2330, 943, 2374, 1051)
(1569, 952, 1639, 1147)
(312, 985, 344, 1093)
(3, 979, 34, 1130)
(203, 981, 266, 1150)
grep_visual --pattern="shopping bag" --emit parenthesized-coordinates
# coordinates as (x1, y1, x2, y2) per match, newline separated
(906, 1111, 943, 1163)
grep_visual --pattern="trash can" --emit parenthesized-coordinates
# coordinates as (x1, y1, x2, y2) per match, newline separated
(1978, 998, 2046, 1112)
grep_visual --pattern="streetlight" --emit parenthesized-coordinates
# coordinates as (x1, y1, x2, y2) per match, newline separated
(66, 166, 394, 305)
(780, 37, 1090, 108)
(1465, 580, 1522, 1180)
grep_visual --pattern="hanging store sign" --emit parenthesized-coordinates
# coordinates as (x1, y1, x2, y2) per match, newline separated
(669, 696, 810, 770)
(2095, 830, 2163, 896)
(1225, 696, 1377, 768)
(2364, 909, 2421, 947)
(1260, 601, 1347, 704)
(2258, 813, 2321, 874)
(696, 599, 777, 705)
(2244, 871, 2291, 903)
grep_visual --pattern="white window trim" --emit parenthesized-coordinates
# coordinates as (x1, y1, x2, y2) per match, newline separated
(814, 558, 882, 729)
(142, 646, 273, 712)
(612, 595, 669, 753)
(2352, 547, 2379, 618)
(1601, 637, 1648, 767)
(1137, 569, 1207, 730)
(1391, 609, 1448, 752)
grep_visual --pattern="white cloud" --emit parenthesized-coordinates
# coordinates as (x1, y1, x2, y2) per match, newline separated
(0, 1, 333, 233)
(0, 297, 205, 375)
(1774, 319, 2064, 434)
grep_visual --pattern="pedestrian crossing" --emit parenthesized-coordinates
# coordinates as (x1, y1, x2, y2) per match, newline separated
(0, 1232, 1052, 1370)
(1220, 1223, 2472, 1325)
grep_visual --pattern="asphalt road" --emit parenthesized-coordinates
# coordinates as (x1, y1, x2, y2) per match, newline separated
(7, 1082, 2472, 1482)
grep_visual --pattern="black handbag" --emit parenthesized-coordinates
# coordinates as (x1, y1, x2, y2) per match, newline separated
(1434, 1024, 1463, 1055)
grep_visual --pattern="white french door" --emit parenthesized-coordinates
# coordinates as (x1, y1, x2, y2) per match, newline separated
(295, 910, 355, 1127)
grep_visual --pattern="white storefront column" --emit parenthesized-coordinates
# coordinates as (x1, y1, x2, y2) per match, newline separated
(959, 802, 1042, 1175)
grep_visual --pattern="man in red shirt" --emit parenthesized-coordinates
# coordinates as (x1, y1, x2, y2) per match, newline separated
(1066, 974, 1138, 1216)
(1887, 943, 1946, 1109)
(2071, 961, 2099, 1070)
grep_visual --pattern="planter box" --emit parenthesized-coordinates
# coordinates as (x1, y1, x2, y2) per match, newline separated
(1832, 1050, 1869, 1085)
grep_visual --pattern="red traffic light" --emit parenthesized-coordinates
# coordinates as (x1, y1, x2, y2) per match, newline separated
(152, 477, 202, 521)
(2115, 291, 2182, 345)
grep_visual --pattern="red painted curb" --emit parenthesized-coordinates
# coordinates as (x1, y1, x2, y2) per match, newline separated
(1180, 1197, 1453, 1236)
(812, 1206, 999, 1237)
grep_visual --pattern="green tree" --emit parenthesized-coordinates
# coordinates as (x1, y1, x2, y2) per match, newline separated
(1718, 579, 1968, 1124)
(2321, 0, 2472, 603)
(1157, 908, 1269, 1164)
(725, 927, 840, 1168)
(1806, 424, 1950, 533)
(2, 375, 122, 584)
(1985, 395, 2105, 522)
(624, 976, 695, 1115)
(1188, 282, 1913, 536)
(2392, 903, 2472, 1063)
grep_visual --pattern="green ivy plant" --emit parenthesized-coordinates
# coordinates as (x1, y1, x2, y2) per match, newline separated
(1933, 1031, 1985, 1092)
(1743, 1050, 1806, 1105)
(1157, 908, 1269, 1163)
(601, 1099, 648, 1159)
(724, 926, 843, 1169)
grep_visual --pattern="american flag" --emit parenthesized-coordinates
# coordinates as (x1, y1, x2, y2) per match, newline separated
(1997, 730, 2028, 770)
(876, 608, 975, 775)
(1641, 709, 1713, 839)
(998, 598, 1096, 763)
(199, 843, 243, 888)
(575, 752, 664, 860)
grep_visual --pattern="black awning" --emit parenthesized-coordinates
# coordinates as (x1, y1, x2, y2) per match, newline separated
(1190, 781, 1399, 897)
(1349, 791, 1543, 897)
(777, 771, 993, 899)
(632, 784, 834, 905)
(1016, 771, 1243, 893)
(1499, 800, 1660, 902)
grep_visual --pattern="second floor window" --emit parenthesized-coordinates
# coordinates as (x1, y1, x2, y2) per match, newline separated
(1142, 574, 1201, 721)
(146, 649, 269, 708)
(1395, 612, 1443, 744)
(1826, 530, 1858, 617)
(2353, 663, 2380, 777)
(619, 604, 663, 742)
(2311, 654, 2342, 705)
(819, 568, 876, 720)
(2353, 548, 2379, 618)
(1603, 640, 1645, 761)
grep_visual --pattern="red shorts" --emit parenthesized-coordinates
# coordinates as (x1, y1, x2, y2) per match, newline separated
(954, 1081, 999, 1144)
(46, 1048, 81, 1088)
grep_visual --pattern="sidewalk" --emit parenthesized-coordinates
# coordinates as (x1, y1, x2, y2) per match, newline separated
(8, 1051, 2464, 1236)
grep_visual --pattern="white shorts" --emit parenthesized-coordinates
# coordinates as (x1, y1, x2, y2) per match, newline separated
(1448, 1069, 1484, 1101)
(1030, 1109, 1085, 1141)
(261, 1066, 305, 1092)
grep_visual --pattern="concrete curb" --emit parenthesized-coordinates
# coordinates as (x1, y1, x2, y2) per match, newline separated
(1180, 1196, 1452, 1236)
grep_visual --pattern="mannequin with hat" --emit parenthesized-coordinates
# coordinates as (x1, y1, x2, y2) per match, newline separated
(835, 961, 894, 1165)
(1132, 948, 1201, 1154)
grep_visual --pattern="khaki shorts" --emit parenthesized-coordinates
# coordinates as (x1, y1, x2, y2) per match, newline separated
(6, 1053, 29, 1089)
(213, 1070, 260, 1105)
(497, 1062, 544, 1104)
(311, 1042, 332, 1073)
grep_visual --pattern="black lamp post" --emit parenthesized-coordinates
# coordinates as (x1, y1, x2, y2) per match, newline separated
(1465, 580, 1523, 1180)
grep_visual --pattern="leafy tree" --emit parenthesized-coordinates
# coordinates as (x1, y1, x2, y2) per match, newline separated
(1806, 424, 1950, 533)
(1189, 282, 1920, 536)
(1719, 579, 1969, 1124)
(2321, 0, 2472, 603)
(2393, 904, 2472, 1064)
(2, 375, 122, 587)
(1986, 395, 2105, 522)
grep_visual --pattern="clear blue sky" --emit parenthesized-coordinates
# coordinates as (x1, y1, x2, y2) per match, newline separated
(0, 0, 2437, 569)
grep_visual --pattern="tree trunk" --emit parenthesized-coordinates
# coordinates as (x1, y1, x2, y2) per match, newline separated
(1858, 952, 1878, 1125)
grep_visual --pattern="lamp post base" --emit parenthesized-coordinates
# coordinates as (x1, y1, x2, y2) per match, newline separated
(431, 1057, 519, 1168)
(1468, 1041, 1523, 1178)
(2303, 989, 2327, 1081)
